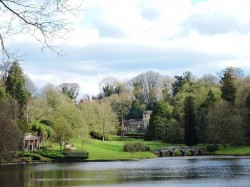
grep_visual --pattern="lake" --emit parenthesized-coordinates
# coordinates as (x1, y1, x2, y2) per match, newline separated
(1, 156, 250, 187)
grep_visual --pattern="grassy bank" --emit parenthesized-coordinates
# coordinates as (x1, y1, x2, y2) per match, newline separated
(70, 137, 165, 161)
(8, 138, 250, 164)
(214, 145, 250, 156)
(67, 138, 250, 160)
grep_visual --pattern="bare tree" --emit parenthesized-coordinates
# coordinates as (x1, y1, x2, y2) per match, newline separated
(0, 0, 83, 59)
(58, 82, 80, 101)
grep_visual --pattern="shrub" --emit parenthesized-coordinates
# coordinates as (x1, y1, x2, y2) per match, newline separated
(90, 131, 110, 141)
(206, 144, 219, 152)
(63, 151, 89, 160)
(39, 150, 64, 159)
(123, 142, 150, 152)
(18, 151, 45, 161)
(22, 157, 32, 162)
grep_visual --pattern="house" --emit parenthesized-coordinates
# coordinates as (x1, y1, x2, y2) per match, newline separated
(123, 110, 152, 133)
(23, 133, 40, 151)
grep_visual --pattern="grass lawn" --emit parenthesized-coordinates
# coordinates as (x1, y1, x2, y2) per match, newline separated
(214, 145, 250, 155)
(69, 137, 170, 161)
(51, 137, 250, 161)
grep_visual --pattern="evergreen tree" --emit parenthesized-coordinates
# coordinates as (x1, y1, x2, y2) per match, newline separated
(145, 100, 171, 141)
(203, 89, 217, 109)
(5, 61, 29, 119)
(127, 100, 145, 119)
(245, 92, 250, 137)
(196, 89, 217, 144)
(220, 69, 236, 105)
(172, 71, 193, 96)
(184, 96, 197, 146)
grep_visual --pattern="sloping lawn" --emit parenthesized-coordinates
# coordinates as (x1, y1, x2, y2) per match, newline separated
(70, 138, 160, 161)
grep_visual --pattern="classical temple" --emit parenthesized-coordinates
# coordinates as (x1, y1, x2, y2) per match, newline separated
(23, 133, 40, 151)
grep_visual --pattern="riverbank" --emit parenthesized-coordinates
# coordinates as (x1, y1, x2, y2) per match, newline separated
(2, 138, 250, 164)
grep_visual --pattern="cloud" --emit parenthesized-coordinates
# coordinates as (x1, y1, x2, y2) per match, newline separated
(140, 7, 159, 21)
(187, 0, 250, 35)
(5, 0, 250, 96)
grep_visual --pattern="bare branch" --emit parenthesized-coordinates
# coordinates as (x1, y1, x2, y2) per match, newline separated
(0, 0, 83, 59)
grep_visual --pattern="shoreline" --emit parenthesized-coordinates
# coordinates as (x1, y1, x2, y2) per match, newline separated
(2, 154, 250, 166)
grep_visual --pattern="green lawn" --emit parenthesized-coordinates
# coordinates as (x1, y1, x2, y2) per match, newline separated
(51, 138, 250, 161)
(69, 137, 169, 161)
(214, 145, 250, 155)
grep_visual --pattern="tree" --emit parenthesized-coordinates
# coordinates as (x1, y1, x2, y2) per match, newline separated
(184, 96, 197, 146)
(5, 61, 29, 119)
(145, 100, 171, 141)
(164, 119, 184, 144)
(99, 77, 126, 98)
(29, 122, 54, 142)
(58, 83, 80, 101)
(127, 100, 145, 119)
(172, 71, 193, 96)
(0, 119, 22, 162)
(245, 92, 250, 137)
(207, 101, 244, 147)
(132, 80, 144, 104)
(130, 71, 162, 109)
(79, 99, 118, 141)
(0, 0, 82, 59)
(161, 76, 173, 102)
(0, 99, 18, 121)
(29, 97, 52, 122)
(220, 68, 237, 105)
(107, 93, 132, 136)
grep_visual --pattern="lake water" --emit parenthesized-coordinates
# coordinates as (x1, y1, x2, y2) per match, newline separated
(1, 156, 250, 187)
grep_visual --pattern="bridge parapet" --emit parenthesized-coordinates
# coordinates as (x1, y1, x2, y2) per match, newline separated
(152, 146, 206, 157)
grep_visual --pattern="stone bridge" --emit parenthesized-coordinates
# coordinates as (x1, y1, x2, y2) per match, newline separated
(152, 146, 206, 157)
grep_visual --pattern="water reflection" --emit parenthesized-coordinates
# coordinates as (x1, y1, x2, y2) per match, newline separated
(1, 156, 250, 187)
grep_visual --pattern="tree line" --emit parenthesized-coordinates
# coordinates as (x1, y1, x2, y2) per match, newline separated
(1, 61, 250, 161)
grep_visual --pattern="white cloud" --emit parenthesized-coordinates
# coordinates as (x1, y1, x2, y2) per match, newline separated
(6, 0, 250, 96)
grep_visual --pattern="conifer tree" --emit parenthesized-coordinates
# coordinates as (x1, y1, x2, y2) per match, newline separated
(220, 69, 236, 105)
(184, 96, 197, 146)
(145, 100, 171, 141)
(5, 61, 29, 119)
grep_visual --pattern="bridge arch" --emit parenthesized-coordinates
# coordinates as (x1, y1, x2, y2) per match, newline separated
(186, 149, 196, 156)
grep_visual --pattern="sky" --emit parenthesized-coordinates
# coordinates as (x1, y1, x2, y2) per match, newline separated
(8, 0, 250, 96)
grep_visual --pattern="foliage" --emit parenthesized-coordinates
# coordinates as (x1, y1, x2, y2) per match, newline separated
(58, 83, 80, 101)
(18, 151, 47, 161)
(123, 142, 150, 152)
(5, 61, 29, 119)
(29, 122, 54, 141)
(145, 100, 171, 141)
(127, 100, 145, 119)
(164, 119, 184, 144)
(90, 131, 110, 141)
(80, 99, 118, 141)
(220, 68, 237, 105)
(0, 99, 17, 121)
(99, 77, 125, 97)
(172, 71, 193, 96)
(206, 144, 219, 152)
(0, 119, 22, 161)
(129, 71, 162, 109)
(18, 150, 88, 161)
(207, 101, 244, 148)
(184, 96, 197, 146)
